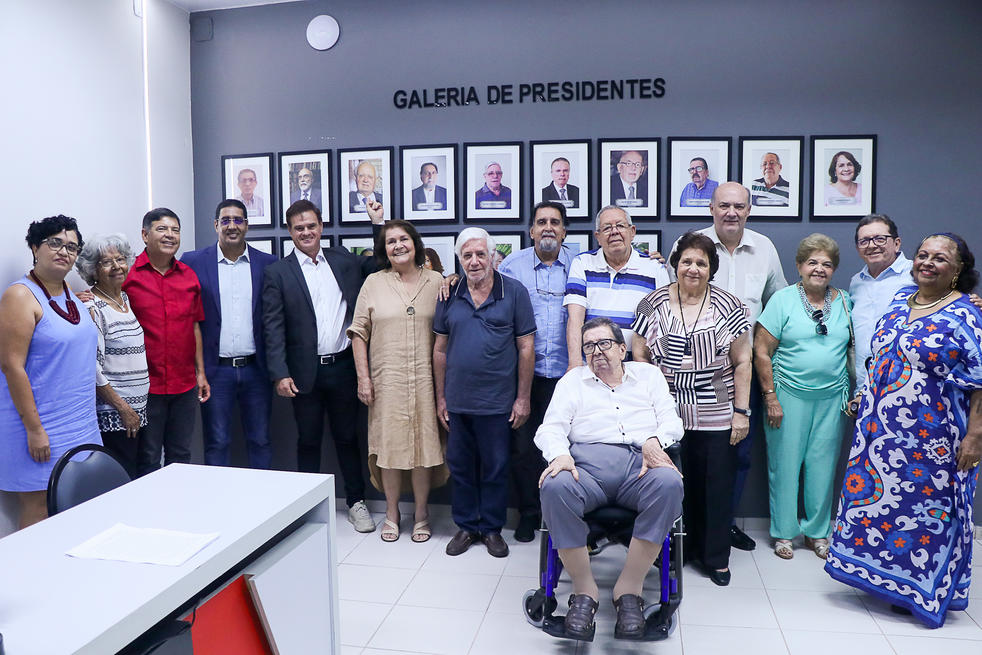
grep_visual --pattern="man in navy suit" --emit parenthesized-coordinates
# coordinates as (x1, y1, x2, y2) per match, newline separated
(263, 198, 384, 532)
(289, 167, 323, 208)
(348, 161, 383, 213)
(609, 150, 648, 207)
(540, 157, 579, 208)
(181, 199, 277, 469)
(411, 162, 448, 211)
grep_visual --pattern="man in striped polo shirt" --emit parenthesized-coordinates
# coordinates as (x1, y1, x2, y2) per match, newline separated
(564, 205, 670, 370)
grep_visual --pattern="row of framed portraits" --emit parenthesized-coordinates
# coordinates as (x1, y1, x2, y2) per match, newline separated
(244, 229, 663, 277)
(222, 135, 875, 227)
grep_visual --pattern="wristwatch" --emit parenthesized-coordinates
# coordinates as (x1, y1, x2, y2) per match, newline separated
(733, 407, 751, 417)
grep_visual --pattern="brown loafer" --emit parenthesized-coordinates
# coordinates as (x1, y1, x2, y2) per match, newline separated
(446, 530, 478, 556)
(613, 593, 646, 639)
(564, 594, 598, 640)
(481, 531, 509, 558)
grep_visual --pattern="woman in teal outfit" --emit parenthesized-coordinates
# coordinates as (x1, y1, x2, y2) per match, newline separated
(753, 234, 852, 560)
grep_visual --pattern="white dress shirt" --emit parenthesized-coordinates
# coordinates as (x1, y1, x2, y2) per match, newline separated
(848, 253, 912, 389)
(216, 247, 255, 357)
(298, 251, 350, 355)
(534, 361, 684, 462)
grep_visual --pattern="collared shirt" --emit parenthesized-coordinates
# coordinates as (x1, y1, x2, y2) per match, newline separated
(679, 179, 719, 207)
(298, 251, 349, 355)
(123, 250, 205, 395)
(751, 176, 790, 206)
(475, 184, 512, 209)
(353, 191, 379, 211)
(423, 186, 435, 206)
(299, 188, 312, 201)
(848, 253, 912, 389)
(618, 177, 640, 201)
(498, 245, 573, 378)
(671, 226, 787, 324)
(563, 248, 670, 352)
(216, 246, 255, 358)
(534, 361, 684, 462)
(236, 194, 265, 217)
(433, 271, 537, 415)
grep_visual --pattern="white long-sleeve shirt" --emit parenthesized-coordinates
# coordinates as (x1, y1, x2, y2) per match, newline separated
(534, 361, 684, 462)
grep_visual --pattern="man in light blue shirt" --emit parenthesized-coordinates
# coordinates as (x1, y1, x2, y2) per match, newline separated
(848, 214, 911, 392)
(498, 200, 573, 542)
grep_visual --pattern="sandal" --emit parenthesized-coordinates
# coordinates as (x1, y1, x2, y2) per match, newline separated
(411, 520, 431, 543)
(380, 517, 400, 542)
(613, 593, 645, 639)
(564, 594, 598, 641)
(805, 536, 830, 559)
(774, 539, 794, 560)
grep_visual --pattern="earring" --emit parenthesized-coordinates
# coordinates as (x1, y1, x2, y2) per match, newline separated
(951, 273, 959, 290)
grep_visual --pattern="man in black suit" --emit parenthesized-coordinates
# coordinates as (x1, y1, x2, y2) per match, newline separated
(263, 198, 384, 533)
(609, 150, 648, 208)
(411, 162, 448, 211)
(348, 161, 383, 213)
(540, 157, 579, 208)
(289, 167, 322, 208)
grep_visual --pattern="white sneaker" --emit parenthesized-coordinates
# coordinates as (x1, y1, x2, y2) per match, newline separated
(347, 500, 376, 533)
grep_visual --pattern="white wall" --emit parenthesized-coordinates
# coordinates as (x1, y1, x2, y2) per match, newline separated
(0, 0, 193, 537)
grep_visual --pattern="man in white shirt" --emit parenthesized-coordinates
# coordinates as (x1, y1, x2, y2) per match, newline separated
(535, 317, 683, 641)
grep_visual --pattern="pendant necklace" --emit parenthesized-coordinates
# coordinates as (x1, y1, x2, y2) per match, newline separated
(29, 270, 80, 324)
(678, 285, 709, 356)
(93, 286, 127, 312)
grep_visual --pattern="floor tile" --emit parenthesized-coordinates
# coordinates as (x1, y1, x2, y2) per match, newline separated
(335, 510, 372, 561)
(753, 543, 851, 593)
(419, 538, 510, 576)
(970, 567, 982, 599)
(363, 649, 440, 655)
(339, 600, 392, 647)
(343, 526, 440, 570)
(784, 630, 893, 655)
(339, 645, 361, 655)
(684, 546, 763, 589)
(469, 610, 579, 655)
(487, 575, 545, 615)
(500, 537, 542, 577)
(368, 604, 484, 655)
(399, 570, 500, 611)
(578, 629, 683, 655)
(681, 625, 786, 655)
(966, 600, 981, 627)
(338, 563, 416, 604)
(677, 585, 779, 629)
(890, 634, 982, 654)
(768, 589, 879, 633)
(861, 594, 982, 639)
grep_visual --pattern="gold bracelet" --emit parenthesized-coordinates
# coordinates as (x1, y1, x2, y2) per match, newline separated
(763, 389, 775, 395)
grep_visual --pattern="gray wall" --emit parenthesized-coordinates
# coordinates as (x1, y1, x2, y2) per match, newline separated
(188, 0, 982, 519)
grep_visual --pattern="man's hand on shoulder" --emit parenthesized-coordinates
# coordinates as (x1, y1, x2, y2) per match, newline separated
(539, 454, 578, 487)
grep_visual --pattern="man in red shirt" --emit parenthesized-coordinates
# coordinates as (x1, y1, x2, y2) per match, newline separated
(123, 208, 210, 476)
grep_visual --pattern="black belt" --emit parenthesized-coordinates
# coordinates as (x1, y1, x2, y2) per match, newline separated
(318, 347, 353, 365)
(218, 355, 256, 367)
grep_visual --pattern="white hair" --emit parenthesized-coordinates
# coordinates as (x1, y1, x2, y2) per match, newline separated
(484, 161, 502, 174)
(75, 233, 135, 285)
(595, 205, 632, 231)
(455, 228, 496, 260)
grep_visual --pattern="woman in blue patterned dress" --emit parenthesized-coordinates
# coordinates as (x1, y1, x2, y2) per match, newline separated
(826, 233, 982, 628)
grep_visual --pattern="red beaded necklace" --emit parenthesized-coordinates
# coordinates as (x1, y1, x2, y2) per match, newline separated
(29, 270, 81, 324)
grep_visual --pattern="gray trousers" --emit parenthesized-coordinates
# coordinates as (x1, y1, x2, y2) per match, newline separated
(540, 442, 683, 550)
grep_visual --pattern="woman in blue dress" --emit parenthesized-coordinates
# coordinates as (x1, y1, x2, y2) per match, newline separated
(0, 215, 100, 529)
(826, 233, 982, 628)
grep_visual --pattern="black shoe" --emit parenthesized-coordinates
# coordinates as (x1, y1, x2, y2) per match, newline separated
(730, 525, 757, 551)
(514, 514, 539, 542)
(890, 604, 913, 616)
(708, 568, 731, 587)
(482, 531, 510, 558)
(613, 593, 645, 639)
(564, 594, 598, 641)
(446, 530, 478, 556)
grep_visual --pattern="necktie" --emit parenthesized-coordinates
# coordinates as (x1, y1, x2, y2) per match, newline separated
(303, 191, 309, 201)
(628, 186, 635, 200)
(559, 188, 567, 201)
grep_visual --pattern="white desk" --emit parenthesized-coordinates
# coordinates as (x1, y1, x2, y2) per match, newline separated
(0, 464, 338, 655)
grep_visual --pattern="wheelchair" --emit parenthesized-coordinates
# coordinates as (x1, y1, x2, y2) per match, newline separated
(522, 445, 684, 642)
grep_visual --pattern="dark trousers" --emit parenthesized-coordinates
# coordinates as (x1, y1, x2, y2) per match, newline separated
(681, 429, 737, 570)
(510, 375, 558, 519)
(731, 375, 762, 518)
(101, 427, 141, 479)
(447, 411, 511, 534)
(200, 360, 272, 469)
(291, 355, 366, 507)
(138, 389, 198, 477)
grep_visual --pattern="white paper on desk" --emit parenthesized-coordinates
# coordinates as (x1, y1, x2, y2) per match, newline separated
(66, 523, 220, 566)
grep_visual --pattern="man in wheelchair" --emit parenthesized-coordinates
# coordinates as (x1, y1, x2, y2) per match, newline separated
(534, 317, 684, 641)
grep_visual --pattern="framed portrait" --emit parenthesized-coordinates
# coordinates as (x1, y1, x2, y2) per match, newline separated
(489, 232, 524, 269)
(738, 137, 803, 221)
(530, 140, 591, 220)
(563, 230, 592, 258)
(668, 138, 731, 219)
(464, 142, 522, 222)
(419, 232, 457, 277)
(222, 153, 274, 227)
(279, 235, 332, 259)
(339, 147, 393, 224)
(598, 139, 660, 220)
(279, 149, 331, 226)
(811, 135, 876, 220)
(245, 236, 275, 256)
(339, 236, 377, 257)
(400, 144, 458, 222)
(632, 230, 662, 258)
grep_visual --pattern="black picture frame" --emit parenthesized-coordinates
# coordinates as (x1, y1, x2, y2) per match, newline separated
(464, 141, 523, 222)
(530, 139, 592, 220)
(338, 147, 394, 224)
(222, 152, 275, 228)
(737, 137, 804, 222)
(632, 230, 663, 258)
(667, 137, 732, 221)
(487, 231, 525, 269)
(810, 135, 877, 221)
(278, 149, 331, 227)
(598, 138, 661, 220)
(415, 231, 459, 277)
(244, 236, 275, 257)
(563, 229, 593, 258)
(399, 144, 459, 223)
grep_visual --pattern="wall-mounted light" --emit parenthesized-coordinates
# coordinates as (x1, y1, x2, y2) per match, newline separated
(306, 15, 340, 51)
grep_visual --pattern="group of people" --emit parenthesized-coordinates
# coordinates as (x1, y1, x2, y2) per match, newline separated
(0, 179, 978, 632)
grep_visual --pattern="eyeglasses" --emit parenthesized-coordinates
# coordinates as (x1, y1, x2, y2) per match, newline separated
(98, 257, 128, 270)
(857, 235, 891, 248)
(598, 223, 631, 235)
(534, 268, 564, 297)
(687, 165, 707, 174)
(812, 309, 828, 336)
(618, 161, 644, 170)
(42, 237, 80, 256)
(218, 217, 247, 226)
(582, 338, 616, 354)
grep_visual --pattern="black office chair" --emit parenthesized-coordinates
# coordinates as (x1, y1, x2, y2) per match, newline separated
(46, 443, 132, 516)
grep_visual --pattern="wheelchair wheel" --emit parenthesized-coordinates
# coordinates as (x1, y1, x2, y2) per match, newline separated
(522, 589, 556, 628)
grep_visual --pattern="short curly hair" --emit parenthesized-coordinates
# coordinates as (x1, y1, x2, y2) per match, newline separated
(26, 215, 83, 250)
(795, 233, 840, 269)
(669, 232, 719, 281)
(75, 233, 134, 285)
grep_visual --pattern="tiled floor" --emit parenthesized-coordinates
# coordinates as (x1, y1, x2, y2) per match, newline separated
(334, 512, 982, 654)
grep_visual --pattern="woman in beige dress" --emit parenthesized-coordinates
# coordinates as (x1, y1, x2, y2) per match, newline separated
(349, 220, 447, 542)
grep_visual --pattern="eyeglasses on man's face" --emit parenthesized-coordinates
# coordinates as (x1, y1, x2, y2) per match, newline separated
(687, 165, 707, 174)
(218, 217, 247, 226)
(857, 234, 891, 248)
(582, 338, 616, 354)
(618, 160, 644, 170)
(598, 222, 631, 235)
(42, 237, 80, 256)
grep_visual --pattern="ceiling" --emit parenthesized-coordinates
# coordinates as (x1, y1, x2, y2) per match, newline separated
(168, 0, 301, 13)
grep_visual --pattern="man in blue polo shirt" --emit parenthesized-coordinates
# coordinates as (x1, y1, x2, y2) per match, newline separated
(498, 200, 573, 542)
(434, 227, 536, 558)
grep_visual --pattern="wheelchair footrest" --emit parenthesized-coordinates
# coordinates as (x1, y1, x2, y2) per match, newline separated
(542, 614, 595, 642)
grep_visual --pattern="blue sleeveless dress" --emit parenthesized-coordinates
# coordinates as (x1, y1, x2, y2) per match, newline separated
(0, 275, 101, 491)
